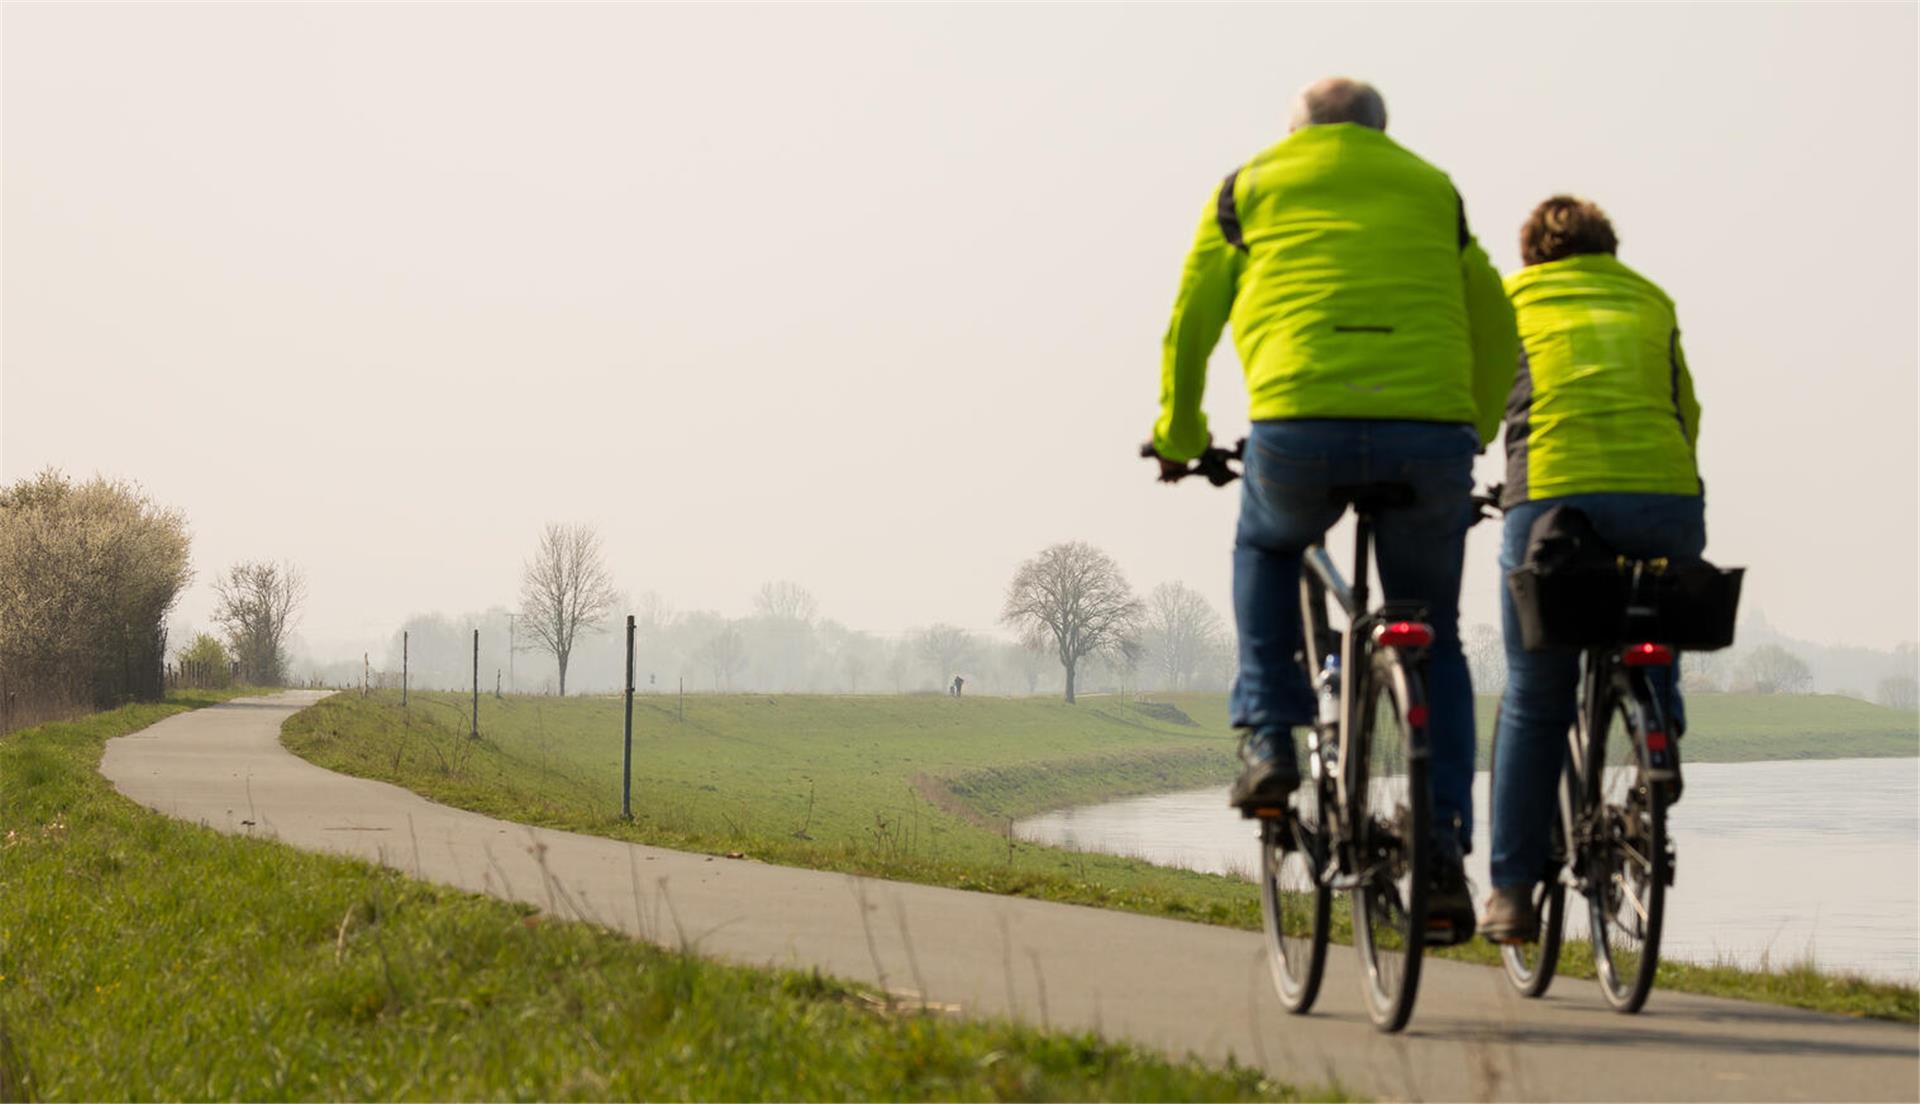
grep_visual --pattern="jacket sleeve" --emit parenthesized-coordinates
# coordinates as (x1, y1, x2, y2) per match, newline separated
(1671, 328, 1702, 451)
(1152, 194, 1242, 462)
(1461, 239, 1519, 446)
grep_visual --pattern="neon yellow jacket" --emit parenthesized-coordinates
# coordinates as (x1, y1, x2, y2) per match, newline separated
(1152, 124, 1517, 461)
(1501, 254, 1702, 504)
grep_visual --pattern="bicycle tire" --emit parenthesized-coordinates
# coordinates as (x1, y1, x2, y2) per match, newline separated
(1500, 821, 1568, 998)
(1259, 758, 1331, 1013)
(1349, 648, 1430, 1033)
(1585, 683, 1668, 1013)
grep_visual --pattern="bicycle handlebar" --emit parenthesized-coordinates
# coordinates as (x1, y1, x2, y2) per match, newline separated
(1141, 438, 1245, 487)
(1470, 484, 1504, 527)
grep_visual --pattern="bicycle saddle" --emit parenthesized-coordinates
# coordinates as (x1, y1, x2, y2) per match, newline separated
(1330, 482, 1416, 511)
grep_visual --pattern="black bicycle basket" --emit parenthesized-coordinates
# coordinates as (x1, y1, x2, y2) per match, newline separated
(1506, 504, 1743, 652)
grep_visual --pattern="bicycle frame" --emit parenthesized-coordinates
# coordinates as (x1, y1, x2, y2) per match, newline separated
(1298, 512, 1432, 888)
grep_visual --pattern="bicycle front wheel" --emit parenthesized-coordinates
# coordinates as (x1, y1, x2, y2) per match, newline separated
(1349, 652, 1430, 1033)
(1259, 756, 1330, 1013)
(1586, 691, 1669, 1013)
(1500, 847, 1567, 998)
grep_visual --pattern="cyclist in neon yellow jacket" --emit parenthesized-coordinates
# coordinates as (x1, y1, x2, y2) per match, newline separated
(1481, 196, 1706, 943)
(1149, 77, 1518, 942)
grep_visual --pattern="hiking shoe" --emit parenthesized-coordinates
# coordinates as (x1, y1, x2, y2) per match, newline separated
(1425, 834, 1477, 946)
(1229, 728, 1300, 817)
(1480, 884, 1541, 945)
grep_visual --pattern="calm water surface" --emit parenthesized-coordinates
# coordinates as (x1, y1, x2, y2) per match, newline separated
(1017, 757, 1919, 983)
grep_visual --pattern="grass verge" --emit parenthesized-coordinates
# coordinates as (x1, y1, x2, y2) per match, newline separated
(283, 691, 1917, 1024)
(0, 692, 1333, 1101)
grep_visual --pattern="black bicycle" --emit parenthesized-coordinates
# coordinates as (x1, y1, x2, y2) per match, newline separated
(1148, 439, 1445, 1032)
(1474, 487, 1696, 1013)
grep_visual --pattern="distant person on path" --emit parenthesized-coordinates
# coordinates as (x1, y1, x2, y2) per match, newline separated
(1481, 197, 1707, 943)
(1148, 77, 1517, 939)
(951, 675, 965, 697)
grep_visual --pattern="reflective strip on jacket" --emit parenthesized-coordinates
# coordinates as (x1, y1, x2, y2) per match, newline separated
(1500, 254, 1703, 505)
(1152, 124, 1517, 461)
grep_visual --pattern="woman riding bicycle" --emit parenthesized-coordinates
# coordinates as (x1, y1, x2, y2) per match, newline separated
(1481, 196, 1709, 943)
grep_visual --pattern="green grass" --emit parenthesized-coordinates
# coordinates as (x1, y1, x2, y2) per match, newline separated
(0, 693, 1334, 1101)
(1171, 693, 1919, 768)
(284, 691, 1917, 1023)
(291, 692, 1260, 925)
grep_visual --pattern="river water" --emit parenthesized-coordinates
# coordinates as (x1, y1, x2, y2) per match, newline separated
(1017, 757, 1919, 984)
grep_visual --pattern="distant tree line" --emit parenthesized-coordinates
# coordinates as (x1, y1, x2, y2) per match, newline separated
(366, 526, 1234, 703)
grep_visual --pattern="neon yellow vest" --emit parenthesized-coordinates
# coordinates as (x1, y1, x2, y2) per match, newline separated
(1153, 124, 1516, 460)
(1501, 254, 1703, 503)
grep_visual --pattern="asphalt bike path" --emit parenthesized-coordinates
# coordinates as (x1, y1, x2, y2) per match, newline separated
(101, 693, 1918, 1101)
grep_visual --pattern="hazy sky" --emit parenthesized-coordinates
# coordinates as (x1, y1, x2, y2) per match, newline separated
(4, 3, 1916, 659)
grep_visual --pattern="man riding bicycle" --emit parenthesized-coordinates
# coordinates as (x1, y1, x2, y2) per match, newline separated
(1149, 78, 1517, 937)
(1480, 196, 1707, 943)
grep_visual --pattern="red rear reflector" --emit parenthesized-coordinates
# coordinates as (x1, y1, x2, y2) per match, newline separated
(1406, 705, 1430, 728)
(1622, 643, 1675, 667)
(1376, 621, 1434, 648)
(1646, 731, 1669, 751)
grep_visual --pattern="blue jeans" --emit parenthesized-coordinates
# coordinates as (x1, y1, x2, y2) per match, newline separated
(1489, 493, 1707, 888)
(1231, 419, 1480, 849)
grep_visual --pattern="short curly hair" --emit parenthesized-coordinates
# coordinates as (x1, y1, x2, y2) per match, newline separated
(1520, 195, 1619, 266)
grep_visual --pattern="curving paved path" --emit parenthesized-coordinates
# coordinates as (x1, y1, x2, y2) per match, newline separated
(103, 692, 1918, 1101)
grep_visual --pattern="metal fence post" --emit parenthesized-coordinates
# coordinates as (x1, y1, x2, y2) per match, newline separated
(469, 629, 479, 740)
(622, 614, 635, 820)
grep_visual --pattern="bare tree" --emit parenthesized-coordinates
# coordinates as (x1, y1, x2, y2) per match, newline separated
(1141, 582, 1225, 692)
(918, 624, 977, 687)
(695, 620, 749, 691)
(820, 622, 877, 693)
(1001, 541, 1143, 704)
(518, 523, 615, 696)
(1681, 647, 1727, 694)
(1877, 673, 1918, 711)
(753, 580, 819, 624)
(752, 580, 818, 691)
(1734, 643, 1813, 695)
(885, 641, 912, 694)
(212, 560, 306, 686)
(1007, 640, 1049, 695)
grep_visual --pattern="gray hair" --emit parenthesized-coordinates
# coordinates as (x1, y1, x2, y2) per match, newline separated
(1288, 77, 1388, 132)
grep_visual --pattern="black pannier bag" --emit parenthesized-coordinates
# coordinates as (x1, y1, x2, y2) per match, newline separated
(1505, 504, 1743, 653)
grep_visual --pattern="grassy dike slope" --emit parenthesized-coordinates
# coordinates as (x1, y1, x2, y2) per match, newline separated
(285, 691, 1917, 1023)
(1173, 693, 1919, 767)
(0, 694, 1321, 1101)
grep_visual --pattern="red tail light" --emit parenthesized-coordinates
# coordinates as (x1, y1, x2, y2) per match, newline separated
(1645, 730, 1670, 751)
(1375, 621, 1434, 648)
(1622, 643, 1675, 667)
(1406, 704, 1430, 729)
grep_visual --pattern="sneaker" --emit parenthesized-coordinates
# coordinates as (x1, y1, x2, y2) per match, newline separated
(1229, 728, 1300, 816)
(1480, 884, 1541, 945)
(1425, 833, 1477, 946)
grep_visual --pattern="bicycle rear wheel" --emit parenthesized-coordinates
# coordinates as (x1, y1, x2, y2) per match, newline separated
(1500, 826, 1567, 998)
(1349, 652, 1430, 1032)
(1259, 749, 1330, 1013)
(1586, 691, 1668, 1012)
